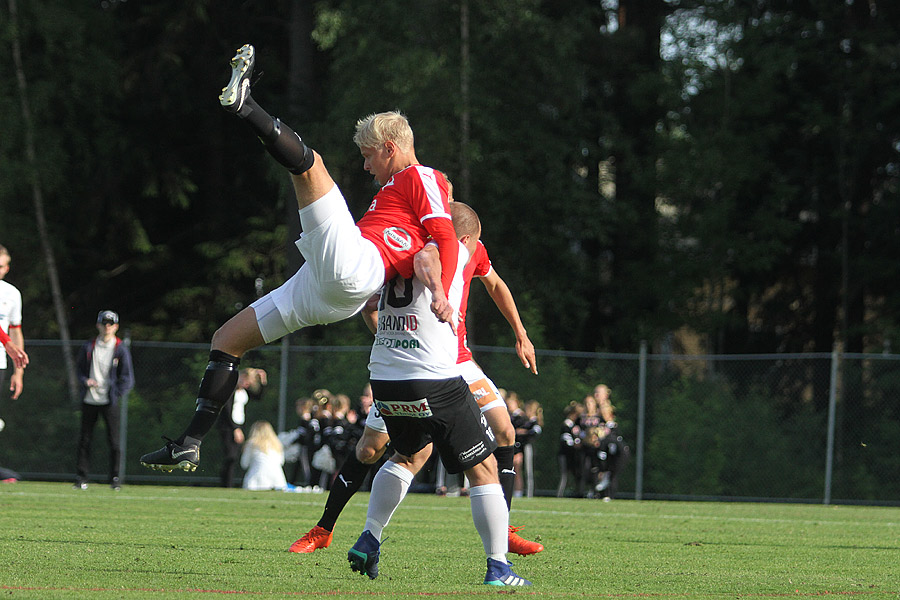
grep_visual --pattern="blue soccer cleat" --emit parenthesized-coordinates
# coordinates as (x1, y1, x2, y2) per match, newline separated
(348, 530, 381, 579)
(483, 558, 532, 586)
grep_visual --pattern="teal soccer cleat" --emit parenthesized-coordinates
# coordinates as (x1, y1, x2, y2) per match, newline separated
(348, 530, 381, 580)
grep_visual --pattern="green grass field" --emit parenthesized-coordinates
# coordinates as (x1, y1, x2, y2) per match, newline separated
(0, 482, 898, 599)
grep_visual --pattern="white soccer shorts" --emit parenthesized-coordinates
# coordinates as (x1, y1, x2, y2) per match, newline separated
(458, 360, 505, 413)
(252, 185, 385, 342)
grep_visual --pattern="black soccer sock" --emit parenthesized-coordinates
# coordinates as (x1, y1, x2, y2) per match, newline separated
(494, 445, 517, 511)
(178, 350, 240, 444)
(239, 95, 315, 174)
(317, 453, 375, 532)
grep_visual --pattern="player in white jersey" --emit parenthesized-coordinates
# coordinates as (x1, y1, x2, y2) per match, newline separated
(346, 217, 531, 586)
(0, 245, 26, 400)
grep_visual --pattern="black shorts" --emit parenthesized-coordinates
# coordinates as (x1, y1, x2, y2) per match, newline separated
(370, 377, 497, 474)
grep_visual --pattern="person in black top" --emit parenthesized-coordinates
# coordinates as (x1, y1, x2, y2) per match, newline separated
(217, 368, 266, 487)
(556, 402, 583, 497)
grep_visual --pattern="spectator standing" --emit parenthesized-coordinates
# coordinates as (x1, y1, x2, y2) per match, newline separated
(74, 310, 135, 490)
(241, 420, 288, 491)
(578, 392, 605, 493)
(589, 385, 629, 500)
(556, 402, 583, 497)
(217, 368, 267, 487)
(284, 396, 317, 486)
(324, 393, 358, 479)
(308, 389, 336, 488)
(511, 398, 543, 498)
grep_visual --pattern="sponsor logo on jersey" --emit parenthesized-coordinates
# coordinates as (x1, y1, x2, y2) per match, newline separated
(469, 383, 490, 400)
(374, 336, 420, 349)
(379, 314, 418, 332)
(383, 227, 413, 252)
(458, 440, 488, 463)
(375, 397, 433, 418)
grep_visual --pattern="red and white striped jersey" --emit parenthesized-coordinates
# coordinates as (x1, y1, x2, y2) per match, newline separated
(457, 240, 493, 364)
(356, 165, 459, 293)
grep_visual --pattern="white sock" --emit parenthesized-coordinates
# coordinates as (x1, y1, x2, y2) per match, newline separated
(469, 483, 508, 562)
(364, 461, 414, 541)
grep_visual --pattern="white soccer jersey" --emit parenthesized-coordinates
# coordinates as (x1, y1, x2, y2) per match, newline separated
(368, 241, 468, 380)
(0, 280, 23, 370)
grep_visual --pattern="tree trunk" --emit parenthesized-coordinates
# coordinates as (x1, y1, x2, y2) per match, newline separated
(8, 0, 79, 401)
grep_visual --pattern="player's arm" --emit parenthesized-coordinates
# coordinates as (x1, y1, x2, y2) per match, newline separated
(361, 293, 381, 335)
(1, 328, 28, 371)
(413, 244, 457, 334)
(8, 326, 25, 399)
(422, 216, 459, 295)
(478, 269, 538, 375)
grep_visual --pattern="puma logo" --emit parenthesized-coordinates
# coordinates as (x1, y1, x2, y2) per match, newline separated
(501, 469, 516, 475)
(339, 474, 352, 487)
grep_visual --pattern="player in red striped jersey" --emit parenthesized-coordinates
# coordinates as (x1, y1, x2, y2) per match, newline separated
(290, 203, 543, 557)
(140, 44, 460, 472)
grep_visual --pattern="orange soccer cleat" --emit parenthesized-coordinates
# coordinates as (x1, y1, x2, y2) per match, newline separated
(289, 525, 334, 553)
(508, 525, 544, 556)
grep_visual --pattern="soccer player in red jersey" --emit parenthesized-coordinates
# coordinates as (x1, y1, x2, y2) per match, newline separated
(141, 44, 460, 472)
(290, 203, 543, 557)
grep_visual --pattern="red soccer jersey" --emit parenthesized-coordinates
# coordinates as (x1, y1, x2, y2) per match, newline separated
(356, 166, 459, 293)
(457, 240, 493, 363)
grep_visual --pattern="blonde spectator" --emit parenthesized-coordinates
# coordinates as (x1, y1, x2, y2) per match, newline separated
(241, 421, 287, 491)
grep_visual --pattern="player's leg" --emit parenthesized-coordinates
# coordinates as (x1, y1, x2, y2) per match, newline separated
(356, 408, 390, 464)
(139, 308, 264, 472)
(465, 457, 530, 586)
(483, 405, 543, 554)
(466, 361, 543, 555)
(75, 404, 99, 489)
(483, 405, 516, 506)
(102, 404, 121, 489)
(464, 455, 507, 560)
(462, 363, 517, 505)
(289, 426, 391, 553)
(219, 43, 335, 211)
(220, 44, 315, 177)
(348, 445, 433, 579)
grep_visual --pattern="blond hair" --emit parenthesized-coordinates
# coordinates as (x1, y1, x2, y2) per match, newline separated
(246, 421, 283, 455)
(525, 400, 544, 427)
(353, 111, 414, 152)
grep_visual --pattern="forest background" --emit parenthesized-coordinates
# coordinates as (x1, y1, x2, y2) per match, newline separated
(2, 1, 900, 500)
(3, 0, 900, 359)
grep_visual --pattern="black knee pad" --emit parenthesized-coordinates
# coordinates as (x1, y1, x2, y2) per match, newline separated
(195, 351, 240, 413)
(263, 118, 315, 175)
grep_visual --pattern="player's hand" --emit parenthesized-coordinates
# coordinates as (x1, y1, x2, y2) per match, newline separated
(234, 428, 245, 444)
(430, 294, 457, 335)
(516, 337, 538, 375)
(3, 341, 27, 370)
(9, 372, 23, 400)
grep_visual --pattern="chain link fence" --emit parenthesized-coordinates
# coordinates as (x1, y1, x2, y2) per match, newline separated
(2, 340, 897, 505)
